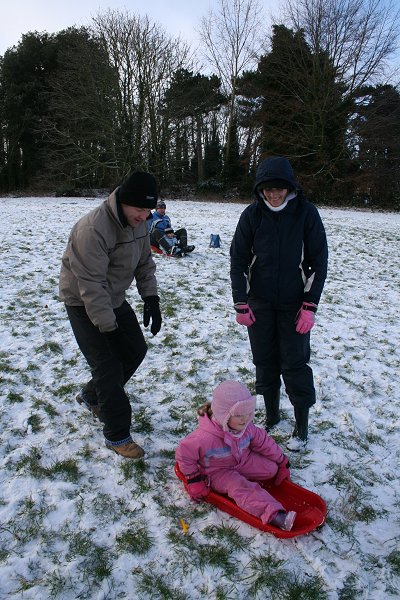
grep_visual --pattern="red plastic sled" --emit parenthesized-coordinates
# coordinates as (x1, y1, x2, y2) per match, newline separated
(151, 245, 180, 258)
(174, 462, 326, 539)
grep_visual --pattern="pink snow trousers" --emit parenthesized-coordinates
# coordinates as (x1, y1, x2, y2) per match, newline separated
(208, 453, 284, 524)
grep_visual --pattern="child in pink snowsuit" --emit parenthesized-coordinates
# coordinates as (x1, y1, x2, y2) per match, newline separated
(176, 380, 296, 531)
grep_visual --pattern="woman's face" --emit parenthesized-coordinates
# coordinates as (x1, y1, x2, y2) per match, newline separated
(262, 187, 288, 207)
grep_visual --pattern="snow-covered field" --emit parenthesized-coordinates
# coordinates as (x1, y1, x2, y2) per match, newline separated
(0, 196, 399, 600)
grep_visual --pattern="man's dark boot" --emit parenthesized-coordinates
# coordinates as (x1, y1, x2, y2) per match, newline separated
(263, 388, 280, 431)
(287, 406, 309, 451)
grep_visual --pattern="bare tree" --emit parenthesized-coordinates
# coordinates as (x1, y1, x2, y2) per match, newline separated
(284, 0, 400, 95)
(199, 0, 264, 177)
(91, 9, 192, 177)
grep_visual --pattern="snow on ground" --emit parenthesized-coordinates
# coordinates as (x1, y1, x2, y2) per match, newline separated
(0, 196, 399, 599)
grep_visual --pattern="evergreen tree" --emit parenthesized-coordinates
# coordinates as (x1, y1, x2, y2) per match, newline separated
(237, 25, 350, 203)
(0, 32, 58, 191)
(163, 68, 225, 184)
(351, 84, 400, 207)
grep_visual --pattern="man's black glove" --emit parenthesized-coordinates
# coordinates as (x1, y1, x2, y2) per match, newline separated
(143, 295, 162, 335)
(103, 328, 129, 362)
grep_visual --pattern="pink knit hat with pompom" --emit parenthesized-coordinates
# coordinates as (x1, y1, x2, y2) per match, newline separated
(211, 380, 256, 431)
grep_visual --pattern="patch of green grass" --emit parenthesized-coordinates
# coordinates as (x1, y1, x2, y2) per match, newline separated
(163, 304, 177, 318)
(278, 573, 328, 599)
(247, 554, 285, 596)
(197, 543, 236, 577)
(35, 341, 63, 354)
(365, 431, 383, 445)
(79, 444, 94, 460)
(131, 406, 153, 433)
(0, 547, 10, 562)
(15, 449, 80, 482)
(158, 395, 174, 405)
(338, 573, 363, 599)
(116, 521, 154, 555)
(66, 531, 93, 560)
(0, 361, 18, 373)
(46, 459, 80, 482)
(14, 493, 54, 543)
(7, 391, 24, 403)
(53, 383, 78, 398)
(248, 555, 328, 599)
(64, 357, 78, 366)
(45, 568, 71, 598)
(27, 413, 42, 433)
(78, 544, 112, 581)
(314, 419, 335, 432)
(32, 398, 59, 417)
(92, 493, 130, 522)
(135, 570, 188, 599)
(202, 523, 251, 551)
(163, 333, 178, 347)
(386, 550, 400, 576)
(119, 459, 146, 483)
(158, 449, 176, 459)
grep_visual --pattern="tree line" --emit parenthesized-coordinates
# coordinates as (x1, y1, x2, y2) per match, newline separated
(0, 0, 399, 208)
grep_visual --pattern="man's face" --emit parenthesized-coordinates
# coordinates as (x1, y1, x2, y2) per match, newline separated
(121, 204, 152, 228)
(157, 205, 166, 214)
(262, 187, 288, 208)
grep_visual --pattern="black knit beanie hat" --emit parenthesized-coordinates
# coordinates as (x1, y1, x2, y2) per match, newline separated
(118, 171, 158, 208)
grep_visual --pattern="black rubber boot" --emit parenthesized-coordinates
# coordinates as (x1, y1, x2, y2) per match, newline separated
(287, 406, 309, 451)
(263, 388, 280, 431)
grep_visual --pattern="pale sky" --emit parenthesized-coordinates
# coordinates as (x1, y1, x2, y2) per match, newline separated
(0, 0, 283, 56)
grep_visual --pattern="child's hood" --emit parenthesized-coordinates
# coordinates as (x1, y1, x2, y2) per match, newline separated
(198, 413, 225, 438)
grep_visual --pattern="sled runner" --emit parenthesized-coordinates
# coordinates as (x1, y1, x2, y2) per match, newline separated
(174, 462, 326, 539)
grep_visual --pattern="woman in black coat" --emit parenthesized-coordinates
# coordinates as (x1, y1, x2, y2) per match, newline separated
(230, 157, 328, 451)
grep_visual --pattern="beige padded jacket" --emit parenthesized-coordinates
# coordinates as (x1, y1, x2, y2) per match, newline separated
(59, 189, 157, 333)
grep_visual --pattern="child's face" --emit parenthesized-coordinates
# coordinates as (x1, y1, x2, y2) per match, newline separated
(166, 232, 174, 238)
(228, 413, 253, 432)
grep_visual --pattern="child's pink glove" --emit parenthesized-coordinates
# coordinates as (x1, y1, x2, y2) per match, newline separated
(234, 303, 256, 327)
(275, 455, 291, 486)
(187, 476, 209, 502)
(295, 302, 317, 334)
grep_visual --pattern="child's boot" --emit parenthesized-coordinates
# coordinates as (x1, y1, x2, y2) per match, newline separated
(263, 388, 280, 431)
(270, 510, 297, 531)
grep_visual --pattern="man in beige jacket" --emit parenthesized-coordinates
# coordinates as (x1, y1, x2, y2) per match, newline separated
(59, 171, 162, 458)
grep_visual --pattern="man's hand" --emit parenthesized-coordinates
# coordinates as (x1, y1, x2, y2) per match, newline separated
(104, 328, 129, 362)
(143, 295, 162, 335)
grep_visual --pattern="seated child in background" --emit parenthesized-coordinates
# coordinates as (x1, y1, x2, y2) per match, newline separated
(175, 380, 296, 531)
(159, 227, 181, 256)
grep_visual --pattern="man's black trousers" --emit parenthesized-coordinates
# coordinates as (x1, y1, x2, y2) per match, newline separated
(65, 301, 147, 442)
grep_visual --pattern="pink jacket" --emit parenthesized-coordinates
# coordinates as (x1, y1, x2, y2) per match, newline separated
(175, 414, 284, 479)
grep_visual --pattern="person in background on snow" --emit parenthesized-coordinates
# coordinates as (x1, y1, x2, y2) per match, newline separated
(148, 200, 195, 254)
(230, 157, 328, 452)
(59, 171, 162, 459)
(158, 227, 184, 257)
(175, 380, 296, 531)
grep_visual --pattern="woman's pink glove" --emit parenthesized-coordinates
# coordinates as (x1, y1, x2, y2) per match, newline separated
(234, 303, 256, 327)
(275, 455, 291, 486)
(187, 477, 209, 502)
(295, 302, 317, 334)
